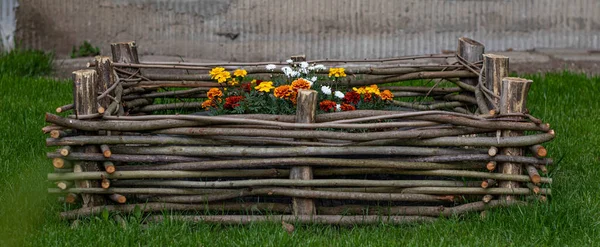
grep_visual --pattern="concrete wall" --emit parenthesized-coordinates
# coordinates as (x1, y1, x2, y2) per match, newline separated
(14, 0, 600, 61)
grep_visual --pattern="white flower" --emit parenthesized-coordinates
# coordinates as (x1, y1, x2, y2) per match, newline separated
(266, 64, 276, 70)
(282, 66, 293, 76)
(299, 67, 309, 74)
(335, 104, 341, 112)
(286, 59, 293, 64)
(321, 86, 332, 95)
(300, 61, 309, 68)
(310, 76, 317, 82)
(334, 91, 345, 99)
(312, 64, 326, 71)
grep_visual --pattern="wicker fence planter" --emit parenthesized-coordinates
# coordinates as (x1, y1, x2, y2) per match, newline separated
(44, 38, 553, 224)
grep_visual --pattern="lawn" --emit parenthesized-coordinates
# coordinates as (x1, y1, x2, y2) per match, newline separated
(0, 50, 599, 246)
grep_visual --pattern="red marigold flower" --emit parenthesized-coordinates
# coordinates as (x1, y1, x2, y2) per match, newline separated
(340, 103, 356, 111)
(363, 93, 373, 102)
(319, 100, 337, 112)
(224, 95, 244, 109)
(343, 91, 360, 105)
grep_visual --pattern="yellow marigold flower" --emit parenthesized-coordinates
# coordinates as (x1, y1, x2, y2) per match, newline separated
(201, 99, 215, 110)
(228, 78, 239, 86)
(233, 69, 247, 77)
(214, 71, 231, 83)
(207, 88, 223, 99)
(291, 78, 311, 90)
(209, 67, 226, 78)
(329, 67, 347, 78)
(352, 86, 367, 94)
(274, 85, 293, 98)
(380, 89, 393, 100)
(254, 81, 275, 92)
(365, 84, 381, 95)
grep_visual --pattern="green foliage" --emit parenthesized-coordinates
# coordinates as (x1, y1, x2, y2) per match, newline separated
(0, 48, 54, 77)
(70, 41, 100, 58)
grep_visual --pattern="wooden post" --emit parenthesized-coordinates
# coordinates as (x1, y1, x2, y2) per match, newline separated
(94, 56, 116, 110)
(499, 77, 533, 201)
(483, 54, 509, 111)
(73, 70, 105, 207)
(457, 37, 484, 87)
(111, 41, 139, 64)
(290, 89, 317, 216)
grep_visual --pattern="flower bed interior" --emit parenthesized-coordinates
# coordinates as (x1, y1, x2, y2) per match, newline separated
(44, 38, 554, 224)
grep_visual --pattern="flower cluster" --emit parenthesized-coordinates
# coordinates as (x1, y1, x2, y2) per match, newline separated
(317, 84, 393, 113)
(204, 65, 393, 114)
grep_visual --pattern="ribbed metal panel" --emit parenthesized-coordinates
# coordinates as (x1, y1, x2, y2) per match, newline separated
(15, 0, 600, 60)
(0, 0, 17, 51)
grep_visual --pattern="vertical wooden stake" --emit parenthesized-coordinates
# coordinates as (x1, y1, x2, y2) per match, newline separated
(111, 41, 139, 64)
(483, 54, 509, 110)
(499, 77, 533, 201)
(457, 37, 484, 87)
(94, 56, 116, 110)
(290, 89, 317, 216)
(73, 70, 105, 207)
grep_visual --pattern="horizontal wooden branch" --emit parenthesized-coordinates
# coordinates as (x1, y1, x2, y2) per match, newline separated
(398, 154, 553, 165)
(49, 187, 451, 202)
(153, 126, 490, 142)
(147, 215, 436, 225)
(110, 179, 477, 189)
(149, 188, 452, 203)
(400, 187, 550, 195)
(47, 169, 288, 181)
(109, 157, 481, 171)
(48, 152, 208, 163)
(313, 168, 552, 184)
(109, 145, 485, 158)
(360, 132, 555, 147)
(59, 202, 292, 220)
(318, 199, 525, 216)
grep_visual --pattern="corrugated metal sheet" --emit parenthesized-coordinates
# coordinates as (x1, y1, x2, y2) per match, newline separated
(0, 0, 17, 51)
(15, 0, 600, 60)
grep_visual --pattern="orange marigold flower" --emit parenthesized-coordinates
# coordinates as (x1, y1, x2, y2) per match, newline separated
(343, 91, 361, 105)
(201, 99, 215, 110)
(290, 91, 298, 104)
(274, 85, 293, 98)
(207, 88, 223, 99)
(340, 103, 356, 111)
(233, 69, 247, 77)
(224, 95, 244, 109)
(291, 78, 311, 90)
(380, 89, 393, 100)
(328, 67, 347, 78)
(319, 100, 337, 112)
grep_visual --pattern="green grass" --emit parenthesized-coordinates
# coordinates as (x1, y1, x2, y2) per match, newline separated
(0, 48, 54, 77)
(0, 50, 599, 246)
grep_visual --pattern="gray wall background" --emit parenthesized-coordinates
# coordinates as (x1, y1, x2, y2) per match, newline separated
(6, 0, 600, 61)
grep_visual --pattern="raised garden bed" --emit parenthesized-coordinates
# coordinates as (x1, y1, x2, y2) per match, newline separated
(44, 38, 553, 224)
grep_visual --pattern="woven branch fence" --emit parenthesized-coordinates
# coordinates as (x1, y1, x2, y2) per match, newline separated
(45, 37, 553, 225)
